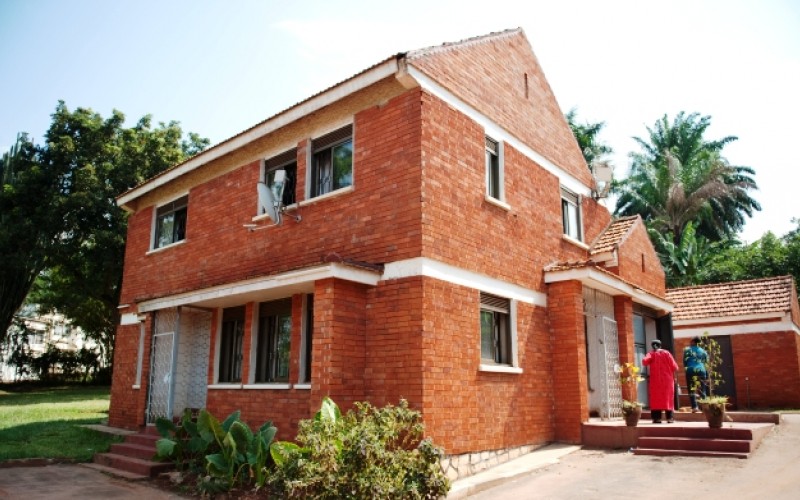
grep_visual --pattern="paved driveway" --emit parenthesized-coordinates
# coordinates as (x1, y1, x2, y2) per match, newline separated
(470, 413, 800, 499)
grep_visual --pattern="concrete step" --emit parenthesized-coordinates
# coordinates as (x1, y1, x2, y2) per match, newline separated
(110, 441, 159, 461)
(638, 426, 755, 440)
(80, 462, 149, 480)
(637, 436, 753, 453)
(93, 452, 173, 477)
(124, 432, 161, 447)
(633, 447, 749, 459)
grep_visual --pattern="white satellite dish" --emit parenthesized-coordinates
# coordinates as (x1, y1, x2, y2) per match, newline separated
(257, 181, 281, 224)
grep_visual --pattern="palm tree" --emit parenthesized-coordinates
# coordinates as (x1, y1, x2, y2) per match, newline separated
(565, 108, 613, 170)
(615, 112, 760, 245)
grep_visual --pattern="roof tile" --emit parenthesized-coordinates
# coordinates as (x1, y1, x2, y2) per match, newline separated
(667, 275, 795, 321)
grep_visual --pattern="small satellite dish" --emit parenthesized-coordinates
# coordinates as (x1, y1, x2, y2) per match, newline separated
(257, 181, 281, 224)
(593, 162, 613, 184)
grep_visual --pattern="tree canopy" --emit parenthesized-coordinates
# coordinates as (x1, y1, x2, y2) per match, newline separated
(614, 112, 760, 245)
(1, 102, 208, 360)
(565, 108, 613, 170)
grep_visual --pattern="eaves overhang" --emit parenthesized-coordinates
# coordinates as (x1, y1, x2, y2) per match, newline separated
(544, 266, 673, 314)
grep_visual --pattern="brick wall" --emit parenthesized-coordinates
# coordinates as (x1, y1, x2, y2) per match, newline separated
(613, 219, 666, 297)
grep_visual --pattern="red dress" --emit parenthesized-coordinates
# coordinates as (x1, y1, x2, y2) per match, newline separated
(642, 349, 679, 410)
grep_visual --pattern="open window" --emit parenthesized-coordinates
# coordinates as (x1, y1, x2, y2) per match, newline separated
(262, 149, 297, 210)
(310, 125, 353, 198)
(561, 188, 582, 241)
(254, 299, 292, 384)
(152, 195, 188, 249)
(480, 292, 512, 365)
(218, 306, 245, 383)
(485, 136, 504, 201)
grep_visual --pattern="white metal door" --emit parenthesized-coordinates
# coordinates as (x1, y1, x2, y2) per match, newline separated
(146, 308, 179, 424)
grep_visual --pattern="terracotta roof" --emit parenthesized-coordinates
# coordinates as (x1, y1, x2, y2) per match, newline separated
(590, 216, 639, 255)
(667, 276, 796, 321)
(543, 260, 597, 272)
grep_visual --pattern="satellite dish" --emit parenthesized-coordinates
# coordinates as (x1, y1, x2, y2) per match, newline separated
(593, 162, 613, 184)
(257, 181, 281, 224)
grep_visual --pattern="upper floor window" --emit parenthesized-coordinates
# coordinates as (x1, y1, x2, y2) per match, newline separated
(263, 149, 297, 209)
(485, 136, 503, 200)
(254, 299, 292, 383)
(311, 125, 353, 198)
(480, 292, 512, 365)
(153, 195, 188, 249)
(218, 306, 245, 383)
(561, 188, 582, 241)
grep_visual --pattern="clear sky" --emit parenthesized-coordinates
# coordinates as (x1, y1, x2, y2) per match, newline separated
(2, 0, 798, 242)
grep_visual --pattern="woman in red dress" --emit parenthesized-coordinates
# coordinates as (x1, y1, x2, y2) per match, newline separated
(642, 339, 679, 423)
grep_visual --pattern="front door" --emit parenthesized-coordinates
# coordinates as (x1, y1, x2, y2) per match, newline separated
(583, 288, 622, 419)
(146, 308, 178, 423)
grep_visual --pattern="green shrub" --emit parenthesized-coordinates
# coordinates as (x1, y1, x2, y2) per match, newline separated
(270, 397, 450, 499)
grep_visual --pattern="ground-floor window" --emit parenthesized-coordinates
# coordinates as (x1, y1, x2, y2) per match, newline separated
(218, 306, 245, 383)
(254, 299, 292, 383)
(480, 292, 512, 365)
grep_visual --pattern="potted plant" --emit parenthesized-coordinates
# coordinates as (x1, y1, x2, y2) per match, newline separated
(695, 333, 728, 428)
(617, 362, 644, 426)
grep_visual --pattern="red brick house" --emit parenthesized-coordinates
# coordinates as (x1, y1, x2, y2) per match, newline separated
(669, 276, 800, 410)
(109, 29, 671, 476)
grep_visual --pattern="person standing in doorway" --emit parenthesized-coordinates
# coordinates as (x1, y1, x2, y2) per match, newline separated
(683, 336, 709, 413)
(642, 339, 679, 423)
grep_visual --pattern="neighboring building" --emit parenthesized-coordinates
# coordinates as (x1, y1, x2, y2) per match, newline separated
(669, 275, 800, 410)
(108, 29, 671, 476)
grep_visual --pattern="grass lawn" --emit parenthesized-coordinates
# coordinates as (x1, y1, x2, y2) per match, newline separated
(0, 385, 122, 462)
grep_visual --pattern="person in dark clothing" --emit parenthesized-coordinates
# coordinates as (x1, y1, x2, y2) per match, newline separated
(683, 336, 709, 413)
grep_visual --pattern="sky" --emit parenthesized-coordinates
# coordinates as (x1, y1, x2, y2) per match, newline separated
(1, 0, 798, 242)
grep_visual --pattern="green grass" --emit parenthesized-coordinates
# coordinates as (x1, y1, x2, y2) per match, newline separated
(0, 385, 122, 462)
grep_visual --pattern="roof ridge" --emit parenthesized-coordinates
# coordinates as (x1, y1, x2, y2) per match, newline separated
(406, 28, 523, 60)
(667, 275, 793, 293)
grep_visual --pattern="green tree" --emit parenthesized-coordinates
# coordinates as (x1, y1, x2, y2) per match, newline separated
(565, 108, 613, 170)
(0, 134, 59, 342)
(649, 222, 717, 287)
(615, 112, 760, 245)
(2, 102, 208, 361)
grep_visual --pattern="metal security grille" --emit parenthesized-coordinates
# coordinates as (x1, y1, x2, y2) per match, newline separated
(146, 309, 178, 424)
(601, 316, 623, 419)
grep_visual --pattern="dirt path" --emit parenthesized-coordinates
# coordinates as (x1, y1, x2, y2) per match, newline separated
(471, 414, 800, 499)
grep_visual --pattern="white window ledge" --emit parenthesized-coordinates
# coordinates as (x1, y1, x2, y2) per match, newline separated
(242, 383, 291, 390)
(147, 239, 186, 255)
(132, 385, 140, 390)
(302, 185, 354, 206)
(484, 195, 511, 211)
(479, 364, 523, 374)
(208, 383, 243, 390)
(293, 383, 311, 390)
(561, 234, 589, 250)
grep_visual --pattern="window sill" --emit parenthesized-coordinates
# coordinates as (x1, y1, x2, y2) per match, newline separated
(479, 363, 523, 374)
(147, 239, 186, 255)
(242, 383, 291, 390)
(302, 185, 354, 206)
(208, 383, 243, 390)
(132, 385, 140, 390)
(484, 195, 511, 211)
(561, 234, 589, 251)
(293, 383, 311, 390)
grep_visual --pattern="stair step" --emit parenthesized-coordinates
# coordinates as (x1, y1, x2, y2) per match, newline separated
(110, 442, 159, 460)
(638, 426, 754, 440)
(638, 436, 752, 453)
(93, 452, 173, 477)
(125, 432, 161, 447)
(80, 462, 149, 480)
(633, 447, 749, 459)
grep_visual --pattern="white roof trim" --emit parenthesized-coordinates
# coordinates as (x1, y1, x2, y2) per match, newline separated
(138, 263, 380, 312)
(383, 257, 547, 307)
(673, 320, 800, 338)
(118, 58, 401, 209)
(544, 267, 673, 313)
(672, 312, 787, 326)
(406, 66, 590, 198)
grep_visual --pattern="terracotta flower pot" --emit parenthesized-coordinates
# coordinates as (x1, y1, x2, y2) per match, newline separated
(623, 405, 642, 427)
(699, 402, 725, 428)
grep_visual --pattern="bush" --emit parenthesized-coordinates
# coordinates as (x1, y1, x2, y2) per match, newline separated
(270, 398, 450, 499)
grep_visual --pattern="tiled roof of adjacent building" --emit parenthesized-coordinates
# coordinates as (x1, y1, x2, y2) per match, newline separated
(666, 275, 796, 321)
(590, 216, 639, 255)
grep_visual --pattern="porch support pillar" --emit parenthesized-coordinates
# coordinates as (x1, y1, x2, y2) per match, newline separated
(548, 280, 588, 443)
(614, 296, 636, 401)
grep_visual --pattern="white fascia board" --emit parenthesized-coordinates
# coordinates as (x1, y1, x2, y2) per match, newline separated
(544, 267, 673, 313)
(118, 59, 400, 209)
(383, 257, 547, 307)
(673, 320, 800, 338)
(138, 263, 380, 312)
(119, 313, 141, 326)
(406, 66, 590, 198)
(673, 312, 787, 327)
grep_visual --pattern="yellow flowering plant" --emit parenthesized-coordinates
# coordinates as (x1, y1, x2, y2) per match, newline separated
(617, 362, 644, 414)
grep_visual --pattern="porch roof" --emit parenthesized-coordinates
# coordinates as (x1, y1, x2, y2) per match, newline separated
(544, 262, 673, 314)
(136, 262, 381, 313)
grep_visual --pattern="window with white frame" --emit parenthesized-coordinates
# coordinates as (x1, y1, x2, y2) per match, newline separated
(480, 292, 512, 365)
(561, 188, 582, 241)
(485, 136, 503, 200)
(218, 306, 245, 383)
(263, 149, 297, 209)
(153, 195, 188, 249)
(299, 294, 314, 383)
(254, 299, 292, 383)
(311, 125, 353, 198)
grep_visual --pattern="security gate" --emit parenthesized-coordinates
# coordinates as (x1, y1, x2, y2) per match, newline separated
(146, 309, 179, 424)
(584, 288, 623, 420)
(601, 316, 622, 419)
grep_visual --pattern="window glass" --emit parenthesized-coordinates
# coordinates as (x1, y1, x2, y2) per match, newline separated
(312, 125, 353, 197)
(218, 306, 245, 383)
(485, 137, 500, 199)
(301, 294, 314, 383)
(480, 293, 512, 365)
(255, 299, 292, 383)
(264, 149, 297, 207)
(154, 195, 188, 248)
(561, 189, 581, 240)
